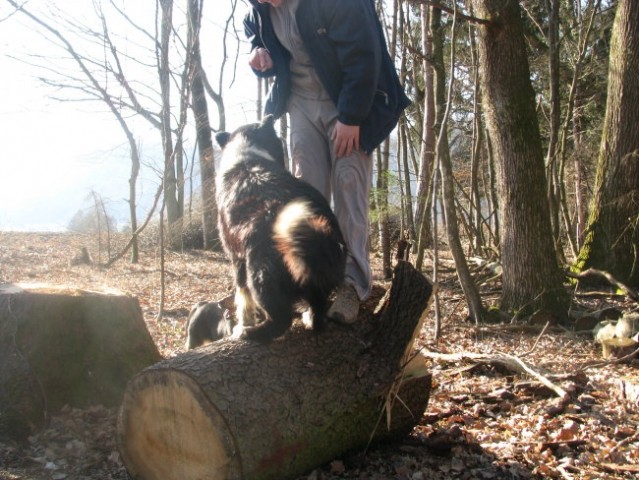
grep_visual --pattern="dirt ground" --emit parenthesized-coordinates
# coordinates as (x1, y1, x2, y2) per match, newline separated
(0, 231, 638, 480)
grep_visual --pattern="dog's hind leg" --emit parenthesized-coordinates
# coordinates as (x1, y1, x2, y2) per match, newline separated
(230, 260, 258, 339)
(304, 292, 331, 332)
(242, 282, 296, 342)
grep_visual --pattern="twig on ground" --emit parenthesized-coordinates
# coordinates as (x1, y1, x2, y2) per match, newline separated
(565, 268, 639, 302)
(423, 351, 570, 401)
(578, 345, 639, 371)
(520, 321, 551, 357)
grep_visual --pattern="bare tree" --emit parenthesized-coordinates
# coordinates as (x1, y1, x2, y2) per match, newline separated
(5, 0, 204, 254)
(5, 0, 147, 262)
(187, 0, 217, 250)
(414, 3, 436, 272)
(431, 4, 485, 323)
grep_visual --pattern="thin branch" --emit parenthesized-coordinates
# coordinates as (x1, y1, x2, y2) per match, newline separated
(407, 0, 492, 26)
(566, 268, 639, 302)
(423, 350, 571, 401)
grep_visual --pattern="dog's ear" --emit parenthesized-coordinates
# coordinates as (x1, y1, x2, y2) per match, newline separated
(261, 114, 275, 130)
(216, 132, 231, 148)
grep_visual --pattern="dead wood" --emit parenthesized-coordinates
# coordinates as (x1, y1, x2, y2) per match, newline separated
(117, 261, 433, 480)
(423, 350, 570, 401)
(566, 268, 639, 302)
(0, 283, 162, 440)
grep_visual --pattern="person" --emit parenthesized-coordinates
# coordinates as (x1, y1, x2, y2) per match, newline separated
(244, 0, 411, 324)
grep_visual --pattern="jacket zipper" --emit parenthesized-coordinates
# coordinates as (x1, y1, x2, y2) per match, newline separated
(377, 90, 389, 106)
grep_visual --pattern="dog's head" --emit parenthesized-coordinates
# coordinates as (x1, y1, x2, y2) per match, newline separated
(215, 115, 285, 169)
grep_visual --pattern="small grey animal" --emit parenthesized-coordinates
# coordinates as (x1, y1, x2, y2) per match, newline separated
(185, 300, 235, 350)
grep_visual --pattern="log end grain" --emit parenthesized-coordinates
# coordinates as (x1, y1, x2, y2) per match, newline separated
(117, 370, 242, 480)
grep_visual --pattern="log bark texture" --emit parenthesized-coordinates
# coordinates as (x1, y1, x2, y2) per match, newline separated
(0, 283, 162, 440)
(117, 261, 433, 480)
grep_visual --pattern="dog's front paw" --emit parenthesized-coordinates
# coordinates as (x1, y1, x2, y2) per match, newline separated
(231, 324, 247, 340)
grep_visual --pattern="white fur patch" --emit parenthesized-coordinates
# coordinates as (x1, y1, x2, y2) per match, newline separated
(273, 200, 314, 284)
(220, 135, 277, 173)
(301, 309, 314, 329)
(234, 286, 257, 327)
(273, 200, 312, 239)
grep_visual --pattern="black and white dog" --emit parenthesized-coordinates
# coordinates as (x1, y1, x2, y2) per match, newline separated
(215, 115, 347, 342)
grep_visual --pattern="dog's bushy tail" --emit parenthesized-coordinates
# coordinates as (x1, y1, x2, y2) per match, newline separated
(273, 200, 346, 290)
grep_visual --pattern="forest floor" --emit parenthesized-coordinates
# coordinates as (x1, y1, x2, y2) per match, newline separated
(0, 231, 638, 480)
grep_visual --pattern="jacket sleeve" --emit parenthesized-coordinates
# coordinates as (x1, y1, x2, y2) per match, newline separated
(243, 8, 276, 78)
(324, 0, 382, 126)
(243, 8, 263, 51)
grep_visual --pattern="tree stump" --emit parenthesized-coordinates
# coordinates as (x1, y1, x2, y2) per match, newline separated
(0, 283, 162, 441)
(117, 261, 433, 480)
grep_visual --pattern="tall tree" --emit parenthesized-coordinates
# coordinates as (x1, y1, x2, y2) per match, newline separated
(158, 0, 184, 248)
(431, 6, 485, 323)
(559, 0, 603, 252)
(187, 0, 218, 250)
(470, 0, 569, 316)
(575, 0, 639, 287)
(544, 0, 562, 250)
(414, 3, 436, 271)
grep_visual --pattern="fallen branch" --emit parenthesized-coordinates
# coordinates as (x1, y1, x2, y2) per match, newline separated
(565, 268, 639, 302)
(578, 345, 639, 371)
(423, 351, 570, 401)
(600, 463, 639, 474)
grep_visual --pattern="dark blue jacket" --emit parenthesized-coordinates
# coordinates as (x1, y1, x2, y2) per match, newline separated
(244, 0, 411, 154)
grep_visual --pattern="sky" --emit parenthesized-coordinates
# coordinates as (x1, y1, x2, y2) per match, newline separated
(0, 0, 258, 231)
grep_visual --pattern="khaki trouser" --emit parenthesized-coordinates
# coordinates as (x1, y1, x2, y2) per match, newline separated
(287, 93, 373, 300)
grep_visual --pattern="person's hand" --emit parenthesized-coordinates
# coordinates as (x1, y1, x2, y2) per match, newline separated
(249, 48, 273, 72)
(332, 121, 360, 158)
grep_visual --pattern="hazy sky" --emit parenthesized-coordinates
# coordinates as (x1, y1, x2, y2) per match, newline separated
(0, 0, 257, 231)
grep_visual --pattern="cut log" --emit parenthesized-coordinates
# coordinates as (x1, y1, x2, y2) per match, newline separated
(117, 261, 433, 480)
(0, 326, 46, 441)
(0, 283, 162, 440)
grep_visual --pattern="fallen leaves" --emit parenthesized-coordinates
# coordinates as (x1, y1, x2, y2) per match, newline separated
(0, 232, 638, 479)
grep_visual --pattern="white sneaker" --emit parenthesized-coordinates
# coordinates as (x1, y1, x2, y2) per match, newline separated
(327, 284, 360, 324)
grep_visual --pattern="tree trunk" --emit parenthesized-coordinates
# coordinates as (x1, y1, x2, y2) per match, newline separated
(0, 284, 161, 440)
(117, 261, 433, 480)
(158, 0, 183, 249)
(575, 0, 639, 287)
(188, 0, 218, 250)
(414, 4, 435, 271)
(471, 0, 569, 317)
(545, 0, 562, 247)
(432, 6, 485, 324)
(468, 7, 485, 255)
(374, 145, 392, 279)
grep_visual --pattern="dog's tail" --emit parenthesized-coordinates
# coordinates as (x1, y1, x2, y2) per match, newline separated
(273, 200, 346, 288)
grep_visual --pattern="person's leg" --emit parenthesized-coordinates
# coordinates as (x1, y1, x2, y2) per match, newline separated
(287, 95, 332, 198)
(331, 148, 373, 301)
(288, 94, 373, 322)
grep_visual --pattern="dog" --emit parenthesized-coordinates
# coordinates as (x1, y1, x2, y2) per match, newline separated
(215, 115, 347, 342)
(185, 296, 235, 350)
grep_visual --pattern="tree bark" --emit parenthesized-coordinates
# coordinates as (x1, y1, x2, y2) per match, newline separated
(545, 0, 562, 247)
(471, 0, 569, 317)
(575, 0, 639, 287)
(415, 3, 435, 271)
(432, 6, 485, 324)
(187, 0, 218, 250)
(117, 261, 433, 480)
(158, 0, 183, 249)
(0, 284, 161, 440)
